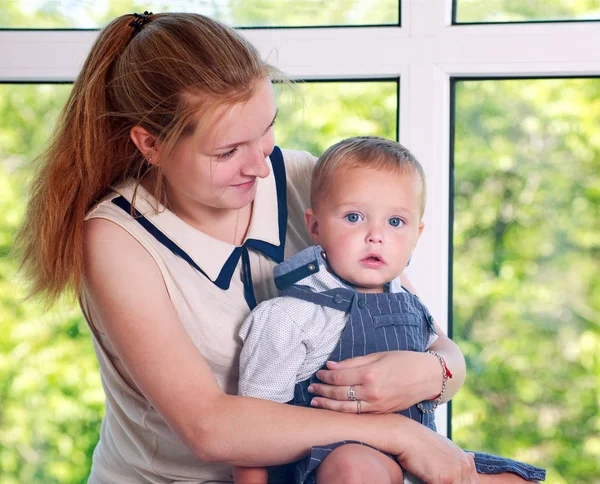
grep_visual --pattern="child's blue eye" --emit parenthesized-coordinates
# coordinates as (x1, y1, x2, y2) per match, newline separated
(345, 213, 362, 223)
(389, 217, 403, 227)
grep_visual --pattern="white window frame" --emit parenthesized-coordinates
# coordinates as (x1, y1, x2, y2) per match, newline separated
(1, 0, 599, 435)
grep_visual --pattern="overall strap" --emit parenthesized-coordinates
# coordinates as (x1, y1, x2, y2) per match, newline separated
(281, 286, 355, 313)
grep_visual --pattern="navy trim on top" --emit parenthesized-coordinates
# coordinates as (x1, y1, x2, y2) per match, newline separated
(111, 146, 288, 310)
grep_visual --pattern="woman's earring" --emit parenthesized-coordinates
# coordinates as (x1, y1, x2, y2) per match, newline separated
(406, 255, 412, 267)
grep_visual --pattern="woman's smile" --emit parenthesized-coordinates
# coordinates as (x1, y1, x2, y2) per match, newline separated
(232, 178, 257, 190)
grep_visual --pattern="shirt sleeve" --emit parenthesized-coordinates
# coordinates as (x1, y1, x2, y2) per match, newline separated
(425, 332, 439, 350)
(238, 298, 308, 403)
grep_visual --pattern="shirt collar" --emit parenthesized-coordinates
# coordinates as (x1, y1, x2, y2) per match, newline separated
(111, 147, 287, 286)
(273, 244, 404, 294)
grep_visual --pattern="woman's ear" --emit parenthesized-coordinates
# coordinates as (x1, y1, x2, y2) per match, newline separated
(130, 125, 160, 166)
(304, 208, 320, 245)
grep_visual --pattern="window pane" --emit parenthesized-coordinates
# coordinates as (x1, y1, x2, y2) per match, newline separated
(276, 80, 398, 155)
(0, 80, 397, 482)
(1, 0, 399, 29)
(452, 78, 600, 483)
(455, 0, 600, 23)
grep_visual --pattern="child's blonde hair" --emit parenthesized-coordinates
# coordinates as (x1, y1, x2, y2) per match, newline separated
(311, 136, 427, 217)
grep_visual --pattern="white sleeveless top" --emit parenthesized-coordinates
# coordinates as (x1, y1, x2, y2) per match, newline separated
(81, 148, 315, 483)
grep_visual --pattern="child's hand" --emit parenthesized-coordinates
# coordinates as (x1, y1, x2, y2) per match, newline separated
(308, 351, 434, 413)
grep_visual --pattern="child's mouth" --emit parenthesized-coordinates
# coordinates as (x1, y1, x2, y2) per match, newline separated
(361, 254, 385, 267)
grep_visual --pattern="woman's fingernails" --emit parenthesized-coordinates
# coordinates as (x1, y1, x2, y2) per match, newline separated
(308, 385, 314, 393)
(311, 399, 319, 407)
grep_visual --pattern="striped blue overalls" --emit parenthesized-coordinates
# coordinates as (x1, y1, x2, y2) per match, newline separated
(272, 250, 546, 483)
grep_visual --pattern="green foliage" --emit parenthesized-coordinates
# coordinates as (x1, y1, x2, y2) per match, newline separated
(0, 0, 398, 28)
(452, 78, 600, 484)
(0, 84, 103, 483)
(275, 81, 397, 155)
(456, 0, 600, 23)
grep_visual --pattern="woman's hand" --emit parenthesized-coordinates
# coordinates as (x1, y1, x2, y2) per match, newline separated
(395, 419, 479, 484)
(308, 351, 443, 414)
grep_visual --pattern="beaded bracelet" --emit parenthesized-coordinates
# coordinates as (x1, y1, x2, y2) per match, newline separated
(417, 350, 452, 414)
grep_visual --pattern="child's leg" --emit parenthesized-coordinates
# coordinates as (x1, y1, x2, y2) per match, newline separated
(479, 473, 539, 483)
(315, 443, 403, 484)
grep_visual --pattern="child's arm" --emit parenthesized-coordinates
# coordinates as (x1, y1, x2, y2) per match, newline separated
(238, 298, 308, 404)
(402, 272, 467, 403)
(236, 298, 310, 482)
(232, 465, 268, 484)
(425, 321, 466, 404)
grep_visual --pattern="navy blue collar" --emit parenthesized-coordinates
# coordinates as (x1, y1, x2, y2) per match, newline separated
(111, 146, 288, 309)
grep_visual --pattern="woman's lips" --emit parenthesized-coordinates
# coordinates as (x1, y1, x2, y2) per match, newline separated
(232, 179, 256, 190)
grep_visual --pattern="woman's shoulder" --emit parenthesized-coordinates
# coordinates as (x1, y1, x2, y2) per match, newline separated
(280, 148, 317, 185)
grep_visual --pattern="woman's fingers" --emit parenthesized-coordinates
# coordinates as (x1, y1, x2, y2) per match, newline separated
(316, 364, 369, 387)
(324, 353, 382, 369)
(308, 382, 363, 402)
(310, 395, 370, 414)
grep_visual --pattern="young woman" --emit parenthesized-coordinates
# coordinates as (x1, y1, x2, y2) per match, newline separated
(17, 12, 476, 483)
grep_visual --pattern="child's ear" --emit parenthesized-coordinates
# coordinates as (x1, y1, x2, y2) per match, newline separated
(304, 208, 320, 244)
(417, 221, 425, 239)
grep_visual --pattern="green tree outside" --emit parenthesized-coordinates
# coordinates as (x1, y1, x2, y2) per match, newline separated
(453, 78, 600, 484)
(1, 1, 599, 483)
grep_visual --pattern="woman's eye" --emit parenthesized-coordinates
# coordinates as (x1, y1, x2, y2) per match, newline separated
(389, 217, 404, 227)
(345, 213, 362, 223)
(217, 148, 237, 159)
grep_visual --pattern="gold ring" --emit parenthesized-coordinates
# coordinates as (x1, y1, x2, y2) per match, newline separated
(357, 400, 361, 414)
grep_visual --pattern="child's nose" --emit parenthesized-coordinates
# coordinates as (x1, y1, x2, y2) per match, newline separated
(366, 225, 383, 243)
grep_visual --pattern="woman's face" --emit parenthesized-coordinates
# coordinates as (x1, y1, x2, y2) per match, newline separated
(162, 77, 277, 214)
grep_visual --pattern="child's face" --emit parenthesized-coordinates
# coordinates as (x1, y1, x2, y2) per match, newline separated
(306, 166, 424, 293)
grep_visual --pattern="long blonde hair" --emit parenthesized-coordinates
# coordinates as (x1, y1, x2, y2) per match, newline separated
(16, 12, 277, 303)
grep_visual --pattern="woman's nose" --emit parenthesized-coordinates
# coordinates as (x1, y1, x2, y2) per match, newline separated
(243, 144, 270, 178)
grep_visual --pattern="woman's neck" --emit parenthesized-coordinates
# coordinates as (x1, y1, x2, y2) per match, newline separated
(162, 184, 253, 246)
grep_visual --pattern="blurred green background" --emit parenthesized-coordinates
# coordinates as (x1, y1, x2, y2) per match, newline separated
(1, 1, 599, 483)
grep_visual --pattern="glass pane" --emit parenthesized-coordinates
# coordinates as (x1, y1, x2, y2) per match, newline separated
(276, 80, 398, 155)
(0, 80, 397, 482)
(455, 0, 600, 23)
(0, 0, 399, 29)
(0, 83, 102, 484)
(452, 78, 600, 483)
